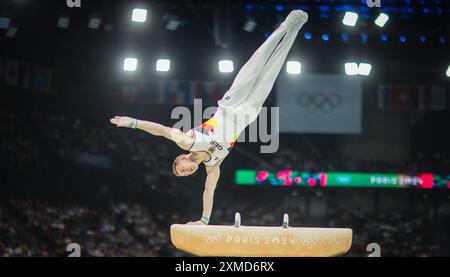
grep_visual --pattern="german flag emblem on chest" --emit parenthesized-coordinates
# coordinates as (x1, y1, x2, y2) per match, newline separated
(200, 118, 217, 133)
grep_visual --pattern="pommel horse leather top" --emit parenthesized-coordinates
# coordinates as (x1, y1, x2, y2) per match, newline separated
(170, 213, 353, 257)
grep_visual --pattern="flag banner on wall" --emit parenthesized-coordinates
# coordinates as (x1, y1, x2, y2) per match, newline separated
(77, 152, 112, 168)
(0, 59, 5, 84)
(31, 67, 54, 93)
(0, 59, 57, 94)
(5, 60, 19, 87)
(276, 74, 362, 134)
(430, 86, 447, 111)
(417, 86, 430, 111)
(378, 84, 448, 111)
(122, 86, 138, 104)
(121, 80, 228, 105)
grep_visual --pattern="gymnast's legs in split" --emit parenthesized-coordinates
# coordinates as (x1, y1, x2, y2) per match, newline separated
(216, 10, 309, 133)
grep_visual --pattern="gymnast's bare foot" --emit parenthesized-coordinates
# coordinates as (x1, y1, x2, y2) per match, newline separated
(285, 10, 309, 30)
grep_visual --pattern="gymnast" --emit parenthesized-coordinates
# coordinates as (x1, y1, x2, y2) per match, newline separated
(110, 10, 308, 225)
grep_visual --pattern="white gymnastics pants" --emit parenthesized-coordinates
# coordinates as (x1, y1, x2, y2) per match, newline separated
(217, 10, 307, 129)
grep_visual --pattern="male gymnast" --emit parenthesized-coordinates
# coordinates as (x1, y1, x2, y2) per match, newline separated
(110, 10, 308, 225)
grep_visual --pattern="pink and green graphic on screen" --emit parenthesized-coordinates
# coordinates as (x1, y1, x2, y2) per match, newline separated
(235, 170, 450, 189)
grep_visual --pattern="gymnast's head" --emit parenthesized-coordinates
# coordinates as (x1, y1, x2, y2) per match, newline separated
(172, 153, 199, 177)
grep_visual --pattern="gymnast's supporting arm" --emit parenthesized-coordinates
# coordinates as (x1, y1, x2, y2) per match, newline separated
(187, 161, 222, 225)
(109, 116, 192, 149)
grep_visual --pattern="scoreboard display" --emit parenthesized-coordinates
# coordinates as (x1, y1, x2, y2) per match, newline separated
(235, 170, 450, 189)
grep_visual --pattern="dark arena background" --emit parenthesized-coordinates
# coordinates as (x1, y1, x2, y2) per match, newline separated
(0, 0, 449, 258)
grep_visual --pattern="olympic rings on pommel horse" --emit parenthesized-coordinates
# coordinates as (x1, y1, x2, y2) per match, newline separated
(170, 213, 353, 257)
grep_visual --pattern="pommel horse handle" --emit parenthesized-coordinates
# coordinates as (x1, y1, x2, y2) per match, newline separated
(283, 213, 289, 228)
(234, 212, 241, 227)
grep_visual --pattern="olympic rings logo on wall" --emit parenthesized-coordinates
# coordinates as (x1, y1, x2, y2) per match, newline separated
(296, 93, 342, 113)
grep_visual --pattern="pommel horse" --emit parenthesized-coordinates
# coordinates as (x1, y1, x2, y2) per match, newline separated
(170, 213, 353, 257)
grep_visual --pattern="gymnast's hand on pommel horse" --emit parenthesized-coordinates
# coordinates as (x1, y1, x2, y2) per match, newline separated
(110, 10, 309, 225)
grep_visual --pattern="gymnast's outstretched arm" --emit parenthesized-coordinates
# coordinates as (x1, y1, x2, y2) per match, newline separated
(187, 160, 223, 225)
(109, 116, 193, 150)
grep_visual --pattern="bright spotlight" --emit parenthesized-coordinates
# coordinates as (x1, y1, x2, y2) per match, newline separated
(166, 19, 182, 31)
(286, 61, 301, 75)
(243, 17, 257, 32)
(88, 14, 102, 29)
(156, 59, 171, 72)
(6, 25, 17, 38)
(218, 60, 234, 73)
(446, 65, 450, 77)
(343, 12, 358, 27)
(57, 15, 70, 29)
(163, 14, 184, 31)
(345, 63, 359, 76)
(342, 34, 349, 42)
(123, 58, 138, 72)
(375, 13, 389, 27)
(132, 9, 148, 22)
(358, 63, 372, 76)
(361, 34, 368, 43)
